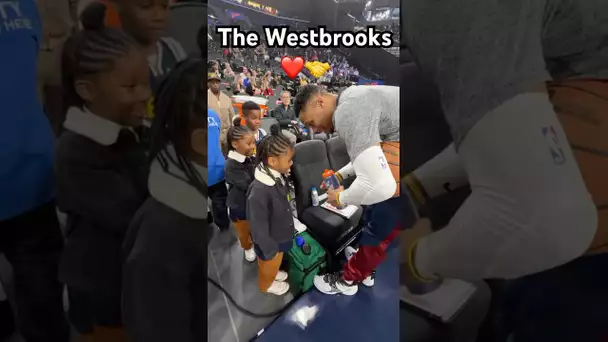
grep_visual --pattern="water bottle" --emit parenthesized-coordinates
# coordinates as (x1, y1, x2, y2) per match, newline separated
(295, 235, 311, 255)
(322, 169, 341, 190)
(311, 187, 319, 207)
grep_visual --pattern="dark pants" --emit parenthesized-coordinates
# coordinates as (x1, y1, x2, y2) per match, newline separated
(342, 197, 405, 282)
(67, 286, 122, 333)
(503, 253, 608, 342)
(209, 181, 230, 230)
(0, 201, 70, 342)
(359, 196, 408, 246)
(0, 298, 15, 340)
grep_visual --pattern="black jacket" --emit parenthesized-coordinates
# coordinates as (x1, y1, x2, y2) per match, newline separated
(246, 166, 294, 260)
(55, 107, 148, 296)
(224, 150, 255, 220)
(269, 105, 296, 126)
(122, 150, 207, 342)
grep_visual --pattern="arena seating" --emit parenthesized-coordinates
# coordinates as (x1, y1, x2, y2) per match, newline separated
(260, 117, 279, 133)
(291, 140, 363, 267)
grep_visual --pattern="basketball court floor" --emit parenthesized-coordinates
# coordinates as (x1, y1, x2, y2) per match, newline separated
(207, 226, 399, 342)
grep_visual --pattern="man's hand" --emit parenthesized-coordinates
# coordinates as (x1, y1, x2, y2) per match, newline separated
(399, 218, 443, 294)
(326, 186, 344, 207)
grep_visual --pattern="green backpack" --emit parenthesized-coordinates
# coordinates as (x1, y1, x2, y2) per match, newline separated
(287, 231, 327, 294)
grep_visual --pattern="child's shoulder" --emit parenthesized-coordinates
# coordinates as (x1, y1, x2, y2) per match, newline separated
(159, 37, 187, 61)
(247, 179, 267, 193)
(55, 130, 106, 161)
(224, 157, 242, 168)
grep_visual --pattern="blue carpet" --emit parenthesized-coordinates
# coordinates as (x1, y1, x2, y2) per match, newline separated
(255, 244, 399, 341)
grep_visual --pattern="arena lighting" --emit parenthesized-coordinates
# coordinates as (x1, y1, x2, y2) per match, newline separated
(347, 13, 355, 19)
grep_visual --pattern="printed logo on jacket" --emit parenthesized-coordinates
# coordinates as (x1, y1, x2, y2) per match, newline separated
(208, 116, 220, 128)
(0, 1, 35, 35)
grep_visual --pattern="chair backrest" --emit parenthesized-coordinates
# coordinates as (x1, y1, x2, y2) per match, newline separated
(325, 136, 349, 171)
(165, 3, 207, 56)
(260, 117, 279, 134)
(311, 132, 328, 141)
(291, 140, 331, 216)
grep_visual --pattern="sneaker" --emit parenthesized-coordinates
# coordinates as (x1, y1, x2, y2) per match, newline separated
(362, 270, 376, 287)
(344, 246, 375, 287)
(244, 248, 256, 262)
(344, 246, 358, 260)
(313, 272, 358, 295)
(266, 281, 290, 295)
(275, 270, 288, 282)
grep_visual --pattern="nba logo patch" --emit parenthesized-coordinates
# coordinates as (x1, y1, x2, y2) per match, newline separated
(542, 126, 566, 165)
(379, 155, 387, 169)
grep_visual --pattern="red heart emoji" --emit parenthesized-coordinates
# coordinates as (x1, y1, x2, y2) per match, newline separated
(281, 56, 304, 79)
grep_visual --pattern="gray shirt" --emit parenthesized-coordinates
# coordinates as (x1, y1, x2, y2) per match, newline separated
(333, 85, 400, 160)
(403, 0, 608, 146)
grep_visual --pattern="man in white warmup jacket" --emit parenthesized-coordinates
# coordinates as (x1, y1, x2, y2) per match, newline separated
(402, 1, 607, 341)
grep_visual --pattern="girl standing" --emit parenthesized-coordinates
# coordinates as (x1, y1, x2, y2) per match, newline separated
(224, 118, 257, 262)
(246, 125, 295, 295)
(57, 24, 150, 341)
(122, 59, 207, 342)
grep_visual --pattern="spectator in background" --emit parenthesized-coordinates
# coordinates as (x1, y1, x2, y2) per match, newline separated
(0, 1, 70, 340)
(261, 72, 274, 96)
(269, 91, 297, 126)
(208, 109, 230, 232)
(114, 0, 187, 92)
(207, 72, 236, 155)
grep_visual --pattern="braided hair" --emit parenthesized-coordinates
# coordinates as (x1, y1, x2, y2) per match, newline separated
(149, 59, 207, 197)
(226, 116, 252, 151)
(256, 124, 293, 177)
(61, 14, 137, 112)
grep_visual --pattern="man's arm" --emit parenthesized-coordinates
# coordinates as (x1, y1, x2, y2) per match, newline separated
(337, 162, 355, 181)
(403, 0, 596, 280)
(334, 97, 396, 206)
(403, 143, 468, 209)
(338, 144, 396, 206)
(227, 97, 236, 122)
